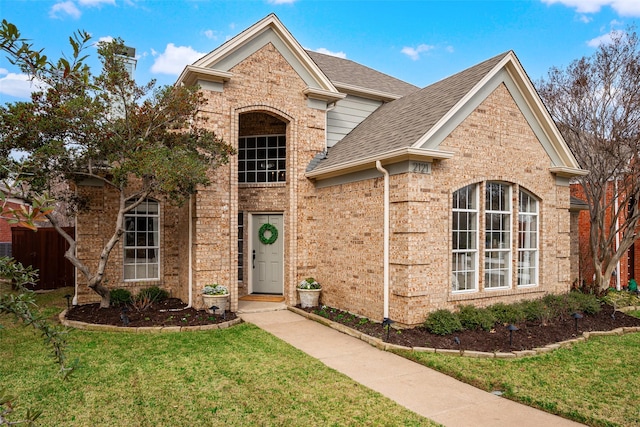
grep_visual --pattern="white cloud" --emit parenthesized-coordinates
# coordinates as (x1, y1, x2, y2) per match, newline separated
(0, 72, 47, 99)
(150, 43, 206, 75)
(401, 44, 435, 61)
(587, 29, 626, 46)
(267, 0, 297, 4)
(78, 0, 115, 6)
(203, 30, 216, 40)
(49, 0, 116, 19)
(314, 48, 347, 59)
(49, 1, 82, 19)
(579, 14, 593, 23)
(98, 36, 114, 43)
(541, 0, 640, 16)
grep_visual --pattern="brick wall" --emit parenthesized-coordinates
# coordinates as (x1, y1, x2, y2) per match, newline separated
(311, 84, 573, 325)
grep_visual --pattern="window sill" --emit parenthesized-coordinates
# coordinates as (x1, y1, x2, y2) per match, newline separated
(448, 286, 543, 302)
(238, 182, 287, 188)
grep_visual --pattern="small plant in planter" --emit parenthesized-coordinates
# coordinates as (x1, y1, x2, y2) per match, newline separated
(297, 277, 321, 308)
(203, 284, 229, 295)
(298, 277, 321, 290)
(202, 284, 229, 314)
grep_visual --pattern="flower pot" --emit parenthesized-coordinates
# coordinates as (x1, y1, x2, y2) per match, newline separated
(297, 288, 321, 308)
(202, 294, 228, 313)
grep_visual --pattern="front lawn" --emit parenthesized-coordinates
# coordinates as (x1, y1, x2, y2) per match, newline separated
(1, 288, 434, 426)
(396, 330, 640, 427)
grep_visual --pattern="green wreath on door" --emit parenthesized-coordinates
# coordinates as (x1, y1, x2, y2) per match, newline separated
(258, 223, 278, 245)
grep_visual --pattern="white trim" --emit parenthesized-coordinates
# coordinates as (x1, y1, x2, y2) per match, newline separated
(412, 52, 583, 173)
(180, 14, 338, 95)
(332, 81, 406, 102)
(306, 147, 454, 180)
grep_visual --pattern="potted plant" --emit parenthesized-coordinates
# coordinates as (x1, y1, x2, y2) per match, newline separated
(297, 277, 321, 308)
(202, 284, 229, 313)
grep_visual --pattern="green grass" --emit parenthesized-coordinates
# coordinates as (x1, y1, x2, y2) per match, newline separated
(396, 332, 640, 427)
(1, 288, 435, 426)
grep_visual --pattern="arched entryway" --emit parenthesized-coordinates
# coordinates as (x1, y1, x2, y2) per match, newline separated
(237, 111, 289, 296)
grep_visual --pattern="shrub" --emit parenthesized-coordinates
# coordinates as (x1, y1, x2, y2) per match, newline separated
(137, 286, 168, 303)
(488, 302, 525, 324)
(602, 290, 640, 309)
(518, 299, 546, 322)
(424, 309, 463, 335)
(541, 294, 568, 319)
(457, 305, 496, 331)
(110, 288, 132, 307)
(568, 291, 601, 315)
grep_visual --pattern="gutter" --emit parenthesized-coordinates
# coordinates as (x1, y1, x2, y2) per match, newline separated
(375, 161, 390, 321)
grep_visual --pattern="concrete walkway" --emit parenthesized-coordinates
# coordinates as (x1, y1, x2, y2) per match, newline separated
(239, 305, 584, 427)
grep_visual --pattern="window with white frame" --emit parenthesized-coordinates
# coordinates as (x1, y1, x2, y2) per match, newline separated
(518, 190, 539, 286)
(451, 183, 540, 293)
(452, 184, 478, 291)
(124, 199, 159, 281)
(484, 182, 511, 289)
(238, 135, 286, 183)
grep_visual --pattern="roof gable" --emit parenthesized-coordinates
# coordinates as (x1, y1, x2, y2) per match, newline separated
(176, 14, 341, 99)
(308, 51, 585, 180)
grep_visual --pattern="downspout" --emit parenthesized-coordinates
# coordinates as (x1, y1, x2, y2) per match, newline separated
(187, 194, 193, 308)
(375, 160, 390, 321)
(72, 212, 78, 306)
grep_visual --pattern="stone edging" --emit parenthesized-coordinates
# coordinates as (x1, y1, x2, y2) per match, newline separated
(288, 306, 640, 358)
(59, 309, 243, 332)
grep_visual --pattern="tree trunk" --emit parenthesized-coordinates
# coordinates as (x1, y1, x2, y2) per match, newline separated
(89, 278, 111, 308)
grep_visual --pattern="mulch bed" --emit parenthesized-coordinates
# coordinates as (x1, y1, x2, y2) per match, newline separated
(298, 304, 640, 353)
(65, 298, 236, 327)
(65, 298, 640, 353)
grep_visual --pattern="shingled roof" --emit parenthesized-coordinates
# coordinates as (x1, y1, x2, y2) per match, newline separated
(309, 51, 510, 173)
(306, 50, 419, 98)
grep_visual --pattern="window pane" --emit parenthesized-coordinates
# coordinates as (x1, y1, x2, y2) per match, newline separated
(238, 135, 287, 183)
(452, 185, 478, 291)
(518, 190, 538, 287)
(123, 199, 159, 280)
(484, 183, 511, 289)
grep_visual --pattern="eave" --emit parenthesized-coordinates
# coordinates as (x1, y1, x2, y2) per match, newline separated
(332, 81, 406, 102)
(306, 147, 454, 181)
(549, 166, 589, 178)
(303, 87, 347, 103)
(176, 65, 233, 87)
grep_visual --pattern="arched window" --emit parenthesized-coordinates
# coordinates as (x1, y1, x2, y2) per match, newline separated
(451, 183, 540, 292)
(124, 199, 159, 281)
(238, 112, 287, 183)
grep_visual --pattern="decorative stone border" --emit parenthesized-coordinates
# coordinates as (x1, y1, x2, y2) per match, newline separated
(59, 309, 243, 332)
(288, 306, 640, 359)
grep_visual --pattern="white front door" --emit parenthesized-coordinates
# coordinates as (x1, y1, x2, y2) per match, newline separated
(252, 214, 284, 294)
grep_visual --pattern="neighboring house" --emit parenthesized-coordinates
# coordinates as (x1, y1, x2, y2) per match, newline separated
(571, 183, 639, 289)
(74, 14, 586, 326)
(0, 198, 25, 257)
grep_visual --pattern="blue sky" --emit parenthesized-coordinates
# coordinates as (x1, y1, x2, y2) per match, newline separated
(1, 0, 639, 104)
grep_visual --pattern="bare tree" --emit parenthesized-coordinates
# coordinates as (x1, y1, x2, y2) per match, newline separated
(538, 28, 640, 291)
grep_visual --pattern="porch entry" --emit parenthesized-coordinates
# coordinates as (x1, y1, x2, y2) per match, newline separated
(251, 214, 284, 294)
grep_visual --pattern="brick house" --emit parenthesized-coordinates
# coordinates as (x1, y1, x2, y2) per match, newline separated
(74, 14, 586, 325)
